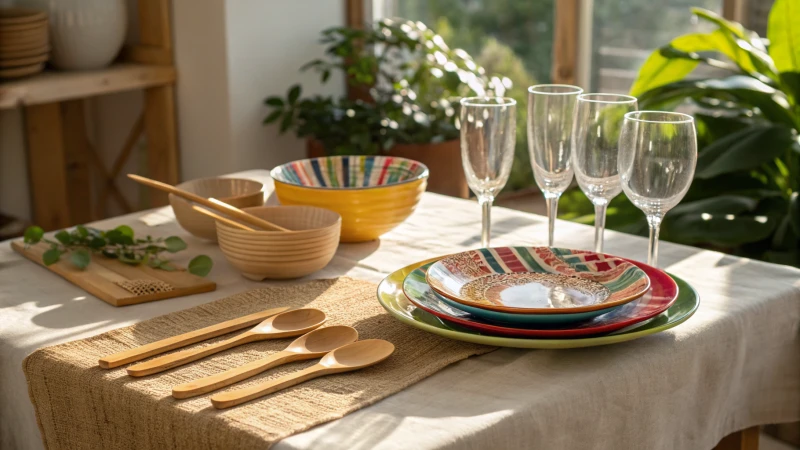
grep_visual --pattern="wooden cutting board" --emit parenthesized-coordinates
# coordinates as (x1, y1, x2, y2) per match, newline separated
(11, 241, 216, 306)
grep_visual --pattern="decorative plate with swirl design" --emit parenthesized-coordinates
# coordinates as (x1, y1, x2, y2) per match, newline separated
(425, 247, 650, 314)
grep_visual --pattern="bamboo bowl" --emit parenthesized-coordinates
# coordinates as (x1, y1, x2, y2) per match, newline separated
(169, 177, 264, 241)
(216, 206, 341, 280)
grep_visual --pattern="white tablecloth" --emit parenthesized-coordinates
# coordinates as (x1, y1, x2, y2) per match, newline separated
(1, 170, 798, 450)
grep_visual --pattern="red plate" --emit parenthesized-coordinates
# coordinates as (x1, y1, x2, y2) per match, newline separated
(402, 257, 678, 338)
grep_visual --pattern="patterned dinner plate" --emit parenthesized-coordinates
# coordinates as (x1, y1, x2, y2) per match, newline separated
(426, 247, 651, 314)
(403, 260, 678, 336)
(378, 257, 699, 349)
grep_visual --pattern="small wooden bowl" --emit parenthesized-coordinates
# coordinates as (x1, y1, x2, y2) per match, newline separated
(216, 206, 341, 280)
(169, 177, 264, 241)
(214, 237, 338, 256)
(215, 224, 340, 244)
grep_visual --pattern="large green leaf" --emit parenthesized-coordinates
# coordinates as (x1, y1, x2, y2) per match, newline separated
(692, 7, 778, 80)
(779, 72, 800, 104)
(663, 212, 778, 246)
(669, 195, 758, 216)
(767, 0, 800, 74)
(692, 8, 748, 40)
(683, 173, 773, 202)
(790, 191, 800, 234)
(639, 76, 794, 126)
(631, 32, 732, 97)
(659, 30, 761, 75)
(694, 113, 752, 143)
(695, 125, 796, 179)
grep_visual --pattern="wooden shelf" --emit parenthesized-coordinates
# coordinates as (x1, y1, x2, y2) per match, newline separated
(0, 63, 176, 109)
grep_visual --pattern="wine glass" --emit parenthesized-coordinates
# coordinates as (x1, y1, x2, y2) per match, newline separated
(572, 93, 638, 253)
(527, 84, 583, 247)
(618, 111, 697, 267)
(459, 97, 517, 248)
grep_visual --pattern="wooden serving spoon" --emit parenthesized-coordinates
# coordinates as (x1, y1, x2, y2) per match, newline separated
(127, 308, 327, 377)
(127, 173, 289, 232)
(172, 325, 359, 399)
(190, 205, 255, 231)
(99, 306, 290, 369)
(210, 339, 395, 409)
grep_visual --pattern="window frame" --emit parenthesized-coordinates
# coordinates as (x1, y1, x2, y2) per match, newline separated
(346, 0, 744, 96)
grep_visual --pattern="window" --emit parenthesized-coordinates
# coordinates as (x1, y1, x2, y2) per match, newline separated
(366, 0, 727, 191)
(587, 0, 724, 93)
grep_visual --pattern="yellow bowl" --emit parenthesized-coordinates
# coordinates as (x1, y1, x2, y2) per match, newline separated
(271, 155, 429, 242)
(170, 177, 264, 241)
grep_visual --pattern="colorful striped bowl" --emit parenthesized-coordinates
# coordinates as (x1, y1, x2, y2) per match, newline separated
(426, 247, 650, 314)
(270, 155, 429, 242)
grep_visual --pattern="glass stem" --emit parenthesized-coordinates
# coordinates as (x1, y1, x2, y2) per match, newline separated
(647, 215, 663, 267)
(545, 194, 559, 247)
(479, 196, 492, 248)
(593, 202, 607, 254)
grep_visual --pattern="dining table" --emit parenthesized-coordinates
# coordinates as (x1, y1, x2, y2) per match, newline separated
(1, 169, 798, 450)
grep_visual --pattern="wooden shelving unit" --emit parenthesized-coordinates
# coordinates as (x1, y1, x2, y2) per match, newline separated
(0, 64, 176, 109)
(0, 0, 179, 231)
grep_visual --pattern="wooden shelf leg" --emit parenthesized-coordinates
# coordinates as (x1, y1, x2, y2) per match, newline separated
(143, 85, 179, 207)
(714, 427, 760, 450)
(24, 103, 71, 231)
(61, 100, 95, 223)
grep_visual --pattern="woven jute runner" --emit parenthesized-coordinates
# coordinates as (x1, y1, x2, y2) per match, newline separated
(24, 277, 495, 450)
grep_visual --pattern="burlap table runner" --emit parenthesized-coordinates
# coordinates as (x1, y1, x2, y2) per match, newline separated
(23, 277, 495, 449)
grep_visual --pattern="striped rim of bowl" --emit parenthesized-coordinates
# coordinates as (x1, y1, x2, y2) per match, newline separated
(270, 155, 429, 190)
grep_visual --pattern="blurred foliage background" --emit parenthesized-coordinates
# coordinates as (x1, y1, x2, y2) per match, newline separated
(391, 0, 799, 267)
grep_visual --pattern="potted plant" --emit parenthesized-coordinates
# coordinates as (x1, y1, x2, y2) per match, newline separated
(562, 2, 799, 267)
(263, 19, 509, 198)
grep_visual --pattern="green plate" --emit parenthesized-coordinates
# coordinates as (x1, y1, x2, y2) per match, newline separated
(377, 257, 699, 349)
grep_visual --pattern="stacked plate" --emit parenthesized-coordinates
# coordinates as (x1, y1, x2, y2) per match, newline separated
(0, 8, 49, 79)
(378, 247, 700, 349)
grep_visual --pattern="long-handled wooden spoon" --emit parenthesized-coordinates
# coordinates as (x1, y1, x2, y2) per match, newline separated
(172, 325, 359, 399)
(210, 339, 395, 409)
(127, 173, 289, 232)
(98, 306, 290, 369)
(127, 308, 326, 377)
(190, 205, 255, 231)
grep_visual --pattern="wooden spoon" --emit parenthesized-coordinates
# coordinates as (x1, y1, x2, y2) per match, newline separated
(99, 306, 290, 369)
(127, 309, 326, 377)
(190, 204, 255, 231)
(210, 339, 395, 409)
(172, 326, 359, 399)
(127, 173, 289, 232)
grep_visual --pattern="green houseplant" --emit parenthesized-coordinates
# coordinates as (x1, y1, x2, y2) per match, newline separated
(563, 1, 799, 267)
(263, 18, 510, 197)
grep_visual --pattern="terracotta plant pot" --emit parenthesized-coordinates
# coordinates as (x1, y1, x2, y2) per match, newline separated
(305, 139, 469, 199)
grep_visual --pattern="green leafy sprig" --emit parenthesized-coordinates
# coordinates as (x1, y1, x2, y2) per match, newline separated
(23, 225, 213, 277)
